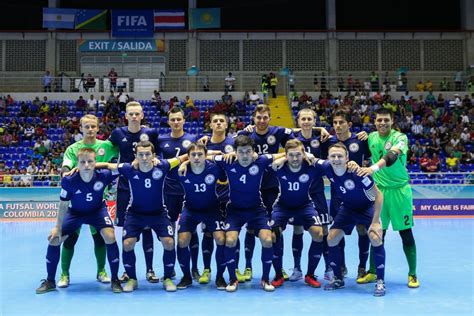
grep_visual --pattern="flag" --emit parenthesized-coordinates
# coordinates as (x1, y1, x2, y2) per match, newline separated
(154, 10, 185, 30)
(75, 9, 108, 30)
(189, 8, 220, 29)
(43, 8, 76, 29)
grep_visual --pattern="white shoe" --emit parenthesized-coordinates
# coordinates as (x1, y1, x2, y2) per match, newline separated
(289, 268, 303, 281)
(123, 279, 138, 293)
(261, 280, 275, 292)
(225, 280, 238, 292)
(57, 273, 70, 288)
(324, 269, 334, 281)
(162, 278, 177, 292)
(96, 270, 111, 283)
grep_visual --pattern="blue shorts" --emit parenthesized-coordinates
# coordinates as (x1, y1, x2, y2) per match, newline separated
(178, 207, 225, 234)
(331, 204, 373, 235)
(116, 188, 130, 227)
(226, 205, 271, 234)
(261, 187, 279, 216)
(62, 207, 113, 236)
(123, 211, 174, 240)
(272, 203, 320, 231)
(310, 190, 330, 224)
(164, 194, 184, 222)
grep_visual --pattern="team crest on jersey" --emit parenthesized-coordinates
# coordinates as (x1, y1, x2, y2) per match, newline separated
(97, 148, 105, 156)
(349, 143, 359, 153)
(384, 141, 392, 150)
(267, 219, 275, 227)
(267, 135, 276, 145)
(344, 179, 355, 190)
(299, 174, 310, 183)
(205, 174, 216, 184)
(93, 181, 104, 191)
(182, 140, 192, 148)
(152, 169, 163, 180)
(224, 145, 234, 153)
(140, 133, 149, 142)
(311, 139, 320, 148)
(288, 217, 294, 223)
(249, 165, 259, 175)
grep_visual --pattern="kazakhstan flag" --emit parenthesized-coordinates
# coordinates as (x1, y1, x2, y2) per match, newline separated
(75, 9, 107, 30)
(189, 8, 220, 29)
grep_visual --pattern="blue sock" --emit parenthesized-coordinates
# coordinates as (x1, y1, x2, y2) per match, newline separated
(224, 246, 237, 281)
(215, 244, 225, 278)
(307, 241, 323, 276)
(163, 249, 176, 279)
(141, 229, 154, 271)
(339, 237, 346, 268)
(373, 244, 386, 280)
(261, 246, 273, 282)
(272, 236, 283, 277)
(292, 233, 303, 270)
(177, 246, 191, 278)
(328, 245, 342, 279)
(46, 245, 60, 282)
(189, 231, 199, 272)
(358, 234, 370, 269)
(122, 249, 137, 280)
(323, 235, 330, 270)
(106, 242, 120, 280)
(235, 238, 240, 268)
(202, 234, 214, 270)
(244, 232, 255, 269)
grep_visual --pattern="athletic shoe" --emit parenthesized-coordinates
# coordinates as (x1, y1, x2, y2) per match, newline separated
(162, 278, 177, 292)
(282, 268, 289, 281)
(160, 269, 177, 282)
(341, 266, 348, 278)
(146, 269, 159, 283)
(57, 273, 70, 288)
(374, 279, 386, 297)
(408, 275, 420, 288)
(236, 269, 246, 283)
(192, 269, 201, 281)
(324, 269, 334, 281)
(271, 276, 285, 288)
(215, 276, 227, 290)
(356, 267, 367, 281)
(36, 279, 56, 294)
(111, 279, 123, 293)
(226, 280, 238, 292)
(289, 268, 303, 281)
(243, 267, 253, 281)
(304, 274, 321, 288)
(119, 272, 129, 284)
(261, 280, 275, 292)
(96, 270, 111, 283)
(199, 269, 211, 284)
(324, 278, 345, 291)
(177, 276, 193, 289)
(357, 272, 376, 284)
(123, 279, 138, 293)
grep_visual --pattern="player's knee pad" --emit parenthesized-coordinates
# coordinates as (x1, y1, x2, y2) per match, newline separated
(399, 228, 415, 247)
(92, 230, 106, 247)
(63, 231, 79, 249)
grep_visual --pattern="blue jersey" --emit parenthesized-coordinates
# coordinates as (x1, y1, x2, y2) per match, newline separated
(179, 161, 226, 213)
(205, 136, 234, 200)
(214, 154, 274, 210)
(156, 132, 197, 195)
(115, 161, 171, 214)
(316, 159, 376, 211)
(239, 126, 294, 189)
(294, 130, 325, 193)
(321, 133, 370, 165)
(59, 169, 117, 213)
(272, 162, 324, 209)
(109, 126, 158, 190)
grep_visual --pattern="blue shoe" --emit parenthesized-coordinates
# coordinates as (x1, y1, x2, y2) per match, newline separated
(374, 279, 386, 297)
(324, 278, 345, 291)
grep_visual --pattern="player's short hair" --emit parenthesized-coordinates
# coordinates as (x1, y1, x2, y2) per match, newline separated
(328, 142, 349, 156)
(168, 107, 184, 117)
(77, 147, 96, 158)
(233, 135, 255, 149)
(332, 110, 351, 122)
(80, 114, 99, 126)
(375, 108, 394, 119)
(187, 143, 207, 155)
(253, 104, 271, 117)
(210, 112, 228, 122)
(285, 139, 305, 153)
(135, 140, 155, 153)
(297, 108, 316, 120)
(126, 101, 143, 112)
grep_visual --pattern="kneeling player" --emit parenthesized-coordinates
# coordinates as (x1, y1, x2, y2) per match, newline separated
(319, 143, 386, 296)
(36, 148, 122, 294)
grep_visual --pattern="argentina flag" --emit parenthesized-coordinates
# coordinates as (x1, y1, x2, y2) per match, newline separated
(43, 8, 76, 29)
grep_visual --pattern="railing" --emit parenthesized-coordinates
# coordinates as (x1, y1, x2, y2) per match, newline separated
(0, 174, 61, 187)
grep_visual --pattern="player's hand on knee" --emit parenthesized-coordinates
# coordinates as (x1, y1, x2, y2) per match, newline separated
(356, 131, 368, 141)
(368, 222, 383, 246)
(48, 227, 62, 245)
(63, 167, 79, 177)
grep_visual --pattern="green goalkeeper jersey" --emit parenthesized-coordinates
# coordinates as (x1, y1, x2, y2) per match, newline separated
(62, 139, 119, 169)
(368, 129, 410, 188)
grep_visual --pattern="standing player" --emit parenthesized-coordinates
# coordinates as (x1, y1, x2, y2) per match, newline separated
(175, 143, 227, 290)
(318, 143, 386, 297)
(58, 114, 118, 288)
(156, 107, 199, 280)
(97, 141, 186, 292)
(212, 135, 285, 292)
(109, 101, 159, 283)
(36, 148, 122, 294)
(269, 139, 325, 288)
(354, 108, 419, 288)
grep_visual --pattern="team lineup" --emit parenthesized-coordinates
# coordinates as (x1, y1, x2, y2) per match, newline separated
(36, 102, 420, 297)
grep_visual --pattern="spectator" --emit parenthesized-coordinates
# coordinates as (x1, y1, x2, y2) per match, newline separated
(398, 72, 407, 91)
(425, 80, 433, 92)
(261, 75, 269, 105)
(20, 168, 32, 187)
(460, 127, 471, 143)
(26, 161, 39, 175)
(42, 71, 53, 92)
(454, 71, 463, 91)
(108, 68, 118, 92)
(87, 94, 97, 112)
(288, 71, 295, 91)
(249, 89, 260, 105)
(320, 72, 327, 92)
(446, 153, 460, 171)
(370, 71, 379, 91)
(203, 76, 210, 92)
(98, 95, 107, 112)
(346, 74, 353, 92)
(411, 120, 423, 138)
(84, 74, 96, 92)
(269, 72, 278, 98)
(313, 74, 319, 92)
(73, 129, 83, 142)
(439, 77, 450, 91)
(75, 96, 86, 112)
(42, 135, 52, 151)
(415, 81, 425, 92)
(118, 93, 128, 112)
(224, 72, 236, 92)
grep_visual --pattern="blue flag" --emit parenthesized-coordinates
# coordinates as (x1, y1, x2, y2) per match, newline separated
(43, 8, 76, 29)
(75, 9, 108, 30)
(189, 8, 220, 29)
